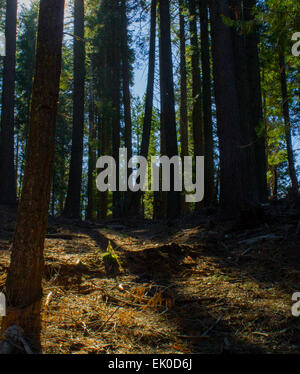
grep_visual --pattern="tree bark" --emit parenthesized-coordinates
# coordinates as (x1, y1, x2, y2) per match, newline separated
(130, 0, 157, 215)
(121, 0, 132, 161)
(64, 0, 85, 218)
(278, 48, 299, 192)
(95, 3, 112, 220)
(0, 0, 17, 206)
(110, 2, 121, 218)
(97, 112, 109, 220)
(179, 0, 189, 214)
(199, 0, 215, 205)
(179, 0, 188, 160)
(1, 0, 65, 351)
(86, 73, 96, 220)
(120, 0, 134, 215)
(230, 0, 259, 205)
(243, 0, 268, 202)
(210, 0, 256, 215)
(189, 0, 204, 159)
(141, 0, 157, 161)
(159, 0, 181, 219)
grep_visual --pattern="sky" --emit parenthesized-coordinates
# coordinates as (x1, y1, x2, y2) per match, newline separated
(18, 0, 147, 99)
(17, 0, 300, 169)
(19, 0, 31, 8)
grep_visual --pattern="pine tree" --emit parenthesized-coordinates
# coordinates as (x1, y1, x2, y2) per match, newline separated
(2, 0, 65, 350)
(159, 0, 181, 219)
(198, 0, 215, 206)
(64, 0, 86, 218)
(210, 0, 258, 215)
(0, 0, 17, 206)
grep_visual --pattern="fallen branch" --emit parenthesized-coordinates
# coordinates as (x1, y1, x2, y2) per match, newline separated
(178, 315, 223, 341)
(241, 247, 255, 257)
(252, 331, 269, 337)
(177, 335, 209, 341)
(101, 291, 144, 308)
(98, 306, 122, 332)
(238, 234, 281, 246)
(201, 315, 223, 337)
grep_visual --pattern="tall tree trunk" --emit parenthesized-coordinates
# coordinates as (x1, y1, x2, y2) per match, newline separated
(210, 0, 255, 215)
(230, 0, 259, 205)
(1, 0, 65, 351)
(120, 0, 133, 215)
(159, 0, 181, 219)
(97, 113, 109, 220)
(86, 75, 96, 220)
(244, 0, 268, 202)
(189, 0, 203, 160)
(141, 0, 157, 161)
(272, 166, 278, 200)
(0, 0, 17, 206)
(96, 42, 110, 220)
(51, 183, 55, 216)
(199, 0, 215, 206)
(64, 0, 85, 218)
(179, 0, 189, 214)
(130, 0, 157, 215)
(156, 42, 168, 220)
(110, 2, 121, 218)
(278, 48, 299, 192)
(179, 0, 188, 160)
(15, 133, 19, 191)
(58, 124, 66, 214)
(261, 43, 270, 198)
(121, 0, 132, 161)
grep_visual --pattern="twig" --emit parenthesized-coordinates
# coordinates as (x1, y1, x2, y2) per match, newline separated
(241, 247, 255, 256)
(177, 335, 209, 341)
(201, 315, 223, 337)
(252, 331, 269, 337)
(45, 291, 53, 307)
(98, 306, 122, 332)
(178, 315, 223, 341)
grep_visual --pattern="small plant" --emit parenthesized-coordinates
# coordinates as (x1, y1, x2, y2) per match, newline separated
(102, 241, 120, 276)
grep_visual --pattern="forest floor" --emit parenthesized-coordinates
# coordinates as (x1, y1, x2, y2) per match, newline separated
(0, 202, 300, 354)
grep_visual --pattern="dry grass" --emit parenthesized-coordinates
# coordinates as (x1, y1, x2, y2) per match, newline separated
(0, 210, 300, 354)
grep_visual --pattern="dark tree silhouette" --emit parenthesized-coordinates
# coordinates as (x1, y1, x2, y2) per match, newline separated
(64, 0, 85, 218)
(0, 0, 17, 206)
(159, 0, 181, 219)
(1, 0, 65, 351)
